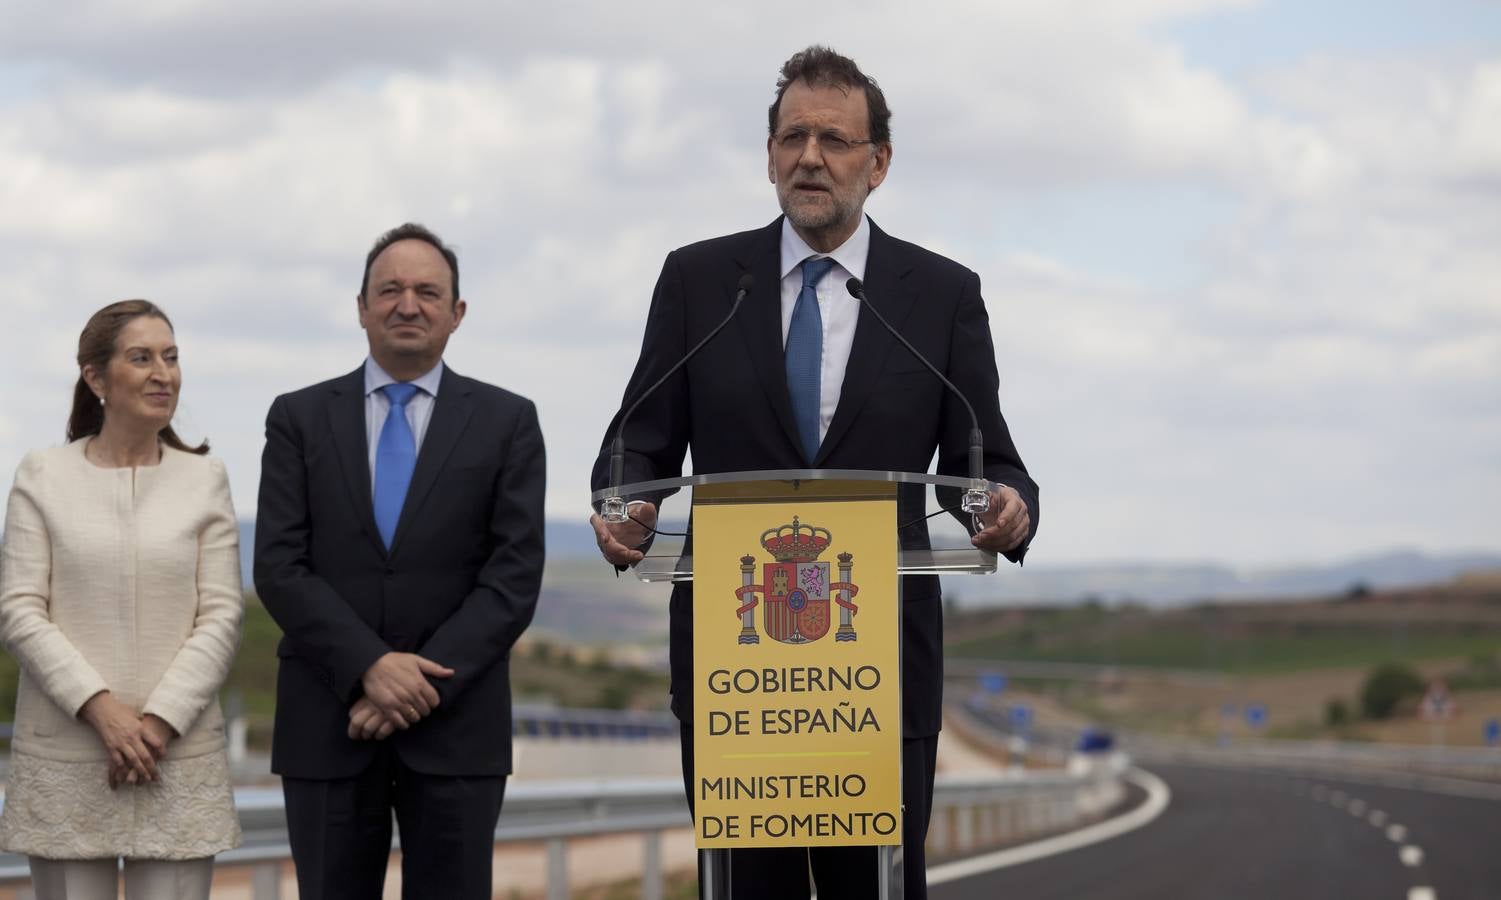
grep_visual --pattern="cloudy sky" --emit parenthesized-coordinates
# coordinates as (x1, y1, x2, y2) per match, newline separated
(1, 0, 1497, 568)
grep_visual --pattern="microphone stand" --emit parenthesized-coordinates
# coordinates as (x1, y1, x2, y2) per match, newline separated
(602, 273, 756, 523)
(845, 277, 992, 521)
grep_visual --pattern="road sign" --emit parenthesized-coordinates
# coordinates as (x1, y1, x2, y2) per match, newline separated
(1418, 680, 1456, 722)
(1484, 718, 1500, 747)
(1244, 704, 1268, 729)
(981, 671, 1007, 695)
(1009, 704, 1033, 730)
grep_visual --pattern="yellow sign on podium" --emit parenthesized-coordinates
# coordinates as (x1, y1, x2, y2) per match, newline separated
(692, 480, 902, 849)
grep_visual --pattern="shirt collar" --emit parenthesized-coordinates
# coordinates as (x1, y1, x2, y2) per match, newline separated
(364, 357, 444, 398)
(779, 214, 870, 284)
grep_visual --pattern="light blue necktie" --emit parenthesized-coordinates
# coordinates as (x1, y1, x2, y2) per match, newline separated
(786, 256, 836, 463)
(373, 382, 419, 549)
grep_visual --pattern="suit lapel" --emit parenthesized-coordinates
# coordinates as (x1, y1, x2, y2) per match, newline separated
(327, 368, 387, 557)
(734, 218, 805, 456)
(815, 222, 918, 465)
(389, 366, 473, 555)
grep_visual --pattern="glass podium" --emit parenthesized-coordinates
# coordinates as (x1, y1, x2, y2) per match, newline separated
(590, 469, 1005, 900)
(591, 468, 1001, 583)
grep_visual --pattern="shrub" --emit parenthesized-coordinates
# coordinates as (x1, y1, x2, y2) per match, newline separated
(1325, 698, 1350, 726)
(1360, 662, 1424, 720)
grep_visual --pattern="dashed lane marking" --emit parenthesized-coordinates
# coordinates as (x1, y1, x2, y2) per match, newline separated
(1409, 887, 1436, 900)
(1388, 824, 1408, 843)
(1369, 810, 1387, 827)
(1400, 845, 1425, 868)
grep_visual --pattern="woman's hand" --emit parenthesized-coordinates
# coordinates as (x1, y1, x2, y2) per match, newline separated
(105, 714, 176, 789)
(140, 713, 177, 759)
(79, 691, 158, 785)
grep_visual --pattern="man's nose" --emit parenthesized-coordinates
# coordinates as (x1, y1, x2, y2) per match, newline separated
(797, 137, 826, 168)
(395, 289, 422, 315)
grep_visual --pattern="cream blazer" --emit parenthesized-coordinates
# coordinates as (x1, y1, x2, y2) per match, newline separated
(0, 440, 243, 762)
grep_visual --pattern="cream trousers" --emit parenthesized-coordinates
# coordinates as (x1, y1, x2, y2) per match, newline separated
(27, 856, 214, 900)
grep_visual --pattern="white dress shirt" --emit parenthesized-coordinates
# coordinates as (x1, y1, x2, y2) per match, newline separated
(364, 357, 443, 489)
(779, 214, 870, 444)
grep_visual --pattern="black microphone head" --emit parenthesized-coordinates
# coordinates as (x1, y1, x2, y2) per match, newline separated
(736, 273, 755, 295)
(845, 277, 865, 299)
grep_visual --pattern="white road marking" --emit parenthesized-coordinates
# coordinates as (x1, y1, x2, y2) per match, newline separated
(1369, 810, 1387, 827)
(1400, 845, 1425, 867)
(1348, 799, 1367, 816)
(1388, 824, 1408, 843)
(927, 768, 1172, 885)
(1409, 887, 1436, 900)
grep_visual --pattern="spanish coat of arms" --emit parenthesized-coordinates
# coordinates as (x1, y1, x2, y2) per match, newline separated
(733, 517, 859, 645)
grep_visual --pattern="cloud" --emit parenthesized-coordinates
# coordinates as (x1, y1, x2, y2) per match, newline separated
(0, 0, 1496, 568)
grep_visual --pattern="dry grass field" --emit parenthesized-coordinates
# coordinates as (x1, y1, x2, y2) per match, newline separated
(945, 572, 1501, 744)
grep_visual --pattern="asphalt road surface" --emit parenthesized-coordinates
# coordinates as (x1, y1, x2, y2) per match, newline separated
(931, 761, 1501, 900)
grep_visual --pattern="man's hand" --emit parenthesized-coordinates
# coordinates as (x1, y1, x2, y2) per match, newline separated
(360, 652, 454, 723)
(80, 691, 158, 786)
(972, 485, 1030, 553)
(348, 696, 403, 740)
(589, 501, 657, 567)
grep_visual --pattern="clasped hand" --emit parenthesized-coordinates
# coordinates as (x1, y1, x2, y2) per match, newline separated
(80, 691, 176, 789)
(348, 652, 454, 741)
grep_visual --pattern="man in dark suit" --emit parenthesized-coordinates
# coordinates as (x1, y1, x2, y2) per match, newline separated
(255, 223, 545, 899)
(590, 47, 1039, 899)
(591, 51, 1038, 900)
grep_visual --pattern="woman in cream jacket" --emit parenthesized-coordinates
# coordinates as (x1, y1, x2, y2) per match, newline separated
(0, 300, 243, 899)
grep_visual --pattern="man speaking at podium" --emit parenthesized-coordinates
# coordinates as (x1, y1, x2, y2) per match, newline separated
(591, 47, 1038, 898)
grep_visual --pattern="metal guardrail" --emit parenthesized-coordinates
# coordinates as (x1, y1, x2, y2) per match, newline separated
(510, 705, 679, 740)
(1128, 734, 1501, 794)
(0, 708, 1131, 898)
(946, 657, 1230, 687)
(928, 759, 1128, 857)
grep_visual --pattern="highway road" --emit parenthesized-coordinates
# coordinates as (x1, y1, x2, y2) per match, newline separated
(931, 760, 1501, 900)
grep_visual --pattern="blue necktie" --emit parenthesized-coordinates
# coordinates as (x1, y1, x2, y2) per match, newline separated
(786, 256, 836, 463)
(373, 382, 419, 549)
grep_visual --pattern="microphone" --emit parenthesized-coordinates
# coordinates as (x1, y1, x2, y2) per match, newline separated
(602, 273, 756, 523)
(845, 277, 991, 517)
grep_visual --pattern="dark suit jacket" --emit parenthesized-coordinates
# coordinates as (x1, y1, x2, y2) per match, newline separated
(255, 365, 545, 778)
(591, 217, 1038, 738)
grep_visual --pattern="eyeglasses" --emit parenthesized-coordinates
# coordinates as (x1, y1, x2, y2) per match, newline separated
(773, 128, 877, 155)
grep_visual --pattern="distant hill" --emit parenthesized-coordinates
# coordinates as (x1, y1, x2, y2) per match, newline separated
(938, 551, 1501, 608)
(235, 519, 1501, 626)
(236, 520, 674, 647)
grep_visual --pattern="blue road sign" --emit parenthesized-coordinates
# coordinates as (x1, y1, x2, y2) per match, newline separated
(1245, 704, 1268, 729)
(1009, 704, 1034, 730)
(1485, 718, 1500, 747)
(982, 671, 1008, 695)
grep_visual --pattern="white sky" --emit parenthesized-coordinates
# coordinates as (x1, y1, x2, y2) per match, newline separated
(1, 0, 1497, 566)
